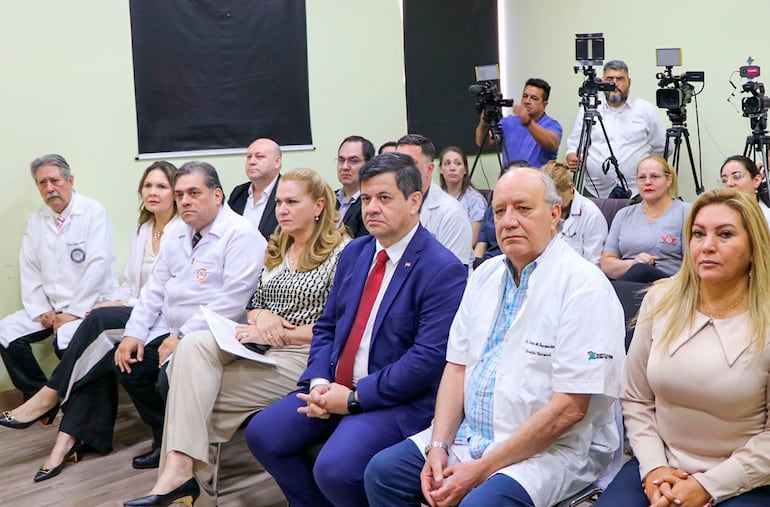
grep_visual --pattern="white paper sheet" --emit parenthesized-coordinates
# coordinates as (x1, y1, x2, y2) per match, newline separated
(201, 306, 278, 365)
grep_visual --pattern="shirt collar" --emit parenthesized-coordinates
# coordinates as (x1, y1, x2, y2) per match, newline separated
(669, 310, 752, 366)
(503, 236, 556, 286)
(336, 187, 360, 205)
(248, 174, 279, 200)
(375, 222, 419, 266)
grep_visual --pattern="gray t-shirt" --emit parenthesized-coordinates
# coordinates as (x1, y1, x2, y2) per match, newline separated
(604, 199, 690, 276)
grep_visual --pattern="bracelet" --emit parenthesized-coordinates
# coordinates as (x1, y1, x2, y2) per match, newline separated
(423, 441, 449, 456)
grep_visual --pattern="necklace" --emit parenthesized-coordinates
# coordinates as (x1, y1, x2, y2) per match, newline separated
(699, 292, 748, 318)
(153, 229, 163, 240)
(642, 202, 660, 219)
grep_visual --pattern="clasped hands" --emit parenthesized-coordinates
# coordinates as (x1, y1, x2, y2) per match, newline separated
(235, 310, 295, 348)
(644, 466, 711, 507)
(296, 383, 352, 419)
(420, 449, 488, 507)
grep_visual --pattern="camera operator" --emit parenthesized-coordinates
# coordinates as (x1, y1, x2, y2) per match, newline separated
(475, 78, 562, 167)
(566, 60, 666, 197)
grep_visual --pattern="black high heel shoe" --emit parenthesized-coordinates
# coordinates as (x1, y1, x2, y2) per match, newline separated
(123, 478, 200, 507)
(33, 440, 84, 483)
(0, 403, 59, 429)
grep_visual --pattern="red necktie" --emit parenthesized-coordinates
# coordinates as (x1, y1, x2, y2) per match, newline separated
(336, 249, 389, 388)
(56, 215, 65, 230)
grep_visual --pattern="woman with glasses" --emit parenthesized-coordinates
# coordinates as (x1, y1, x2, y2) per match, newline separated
(719, 155, 770, 225)
(600, 156, 690, 283)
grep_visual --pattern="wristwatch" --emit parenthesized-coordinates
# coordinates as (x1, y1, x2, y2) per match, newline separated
(347, 391, 362, 414)
(423, 441, 449, 456)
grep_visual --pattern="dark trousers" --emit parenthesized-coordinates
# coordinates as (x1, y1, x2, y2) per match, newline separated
(114, 334, 168, 446)
(594, 458, 770, 507)
(245, 389, 406, 507)
(0, 328, 57, 399)
(365, 440, 534, 507)
(619, 263, 669, 284)
(52, 306, 133, 453)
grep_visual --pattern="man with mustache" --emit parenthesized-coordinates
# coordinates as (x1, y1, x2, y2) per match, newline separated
(475, 78, 562, 167)
(0, 154, 116, 400)
(566, 60, 667, 198)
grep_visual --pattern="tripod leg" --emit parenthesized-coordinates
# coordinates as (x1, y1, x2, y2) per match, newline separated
(682, 130, 703, 194)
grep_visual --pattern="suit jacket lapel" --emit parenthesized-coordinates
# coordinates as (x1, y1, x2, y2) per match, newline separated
(258, 174, 280, 238)
(370, 228, 425, 338)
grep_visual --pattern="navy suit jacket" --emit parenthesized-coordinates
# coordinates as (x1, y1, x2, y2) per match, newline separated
(228, 176, 280, 241)
(300, 224, 467, 436)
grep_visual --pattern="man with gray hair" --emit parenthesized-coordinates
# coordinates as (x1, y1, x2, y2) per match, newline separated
(566, 60, 666, 198)
(0, 154, 116, 401)
(114, 161, 265, 470)
(366, 167, 625, 507)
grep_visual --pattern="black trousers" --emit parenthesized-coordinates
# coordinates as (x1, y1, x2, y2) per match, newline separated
(0, 328, 58, 399)
(53, 306, 133, 453)
(114, 334, 168, 447)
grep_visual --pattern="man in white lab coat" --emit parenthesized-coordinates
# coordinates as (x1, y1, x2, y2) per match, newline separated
(0, 154, 116, 400)
(365, 167, 625, 507)
(114, 161, 265, 469)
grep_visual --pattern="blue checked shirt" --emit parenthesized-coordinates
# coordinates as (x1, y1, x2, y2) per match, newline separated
(458, 258, 538, 459)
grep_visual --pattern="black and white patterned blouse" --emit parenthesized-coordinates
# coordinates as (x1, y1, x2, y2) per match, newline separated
(246, 241, 348, 326)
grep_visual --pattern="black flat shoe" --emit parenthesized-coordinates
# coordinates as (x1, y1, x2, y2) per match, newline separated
(0, 403, 59, 429)
(33, 440, 84, 483)
(132, 446, 161, 469)
(123, 477, 200, 507)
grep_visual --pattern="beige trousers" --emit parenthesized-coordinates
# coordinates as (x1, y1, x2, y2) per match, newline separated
(161, 329, 308, 472)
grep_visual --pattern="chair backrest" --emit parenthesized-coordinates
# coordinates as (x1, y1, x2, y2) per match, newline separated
(611, 280, 647, 351)
(477, 188, 493, 204)
(589, 197, 632, 229)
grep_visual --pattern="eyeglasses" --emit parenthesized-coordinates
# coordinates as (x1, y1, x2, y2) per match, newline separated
(636, 173, 666, 182)
(719, 171, 748, 184)
(336, 157, 364, 166)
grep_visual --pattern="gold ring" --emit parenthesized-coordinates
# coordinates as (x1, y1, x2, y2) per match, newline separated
(240, 332, 248, 339)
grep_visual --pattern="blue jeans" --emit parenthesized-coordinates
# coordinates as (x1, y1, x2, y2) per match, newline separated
(365, 439, 534, 507)
(594, 458, 770, 507)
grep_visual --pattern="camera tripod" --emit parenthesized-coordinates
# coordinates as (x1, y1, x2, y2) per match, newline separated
(572, 93, 630, 198)
(469, 113, 511, 180)
(743, 113, 770, 202)
(663, 108, 704, 194)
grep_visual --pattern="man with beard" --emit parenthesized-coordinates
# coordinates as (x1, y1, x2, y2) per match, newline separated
(0, 154, 116, 400)
(566, 60, 666, 198)
(475, 78, 562, 168)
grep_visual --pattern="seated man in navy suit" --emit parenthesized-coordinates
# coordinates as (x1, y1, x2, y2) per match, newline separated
(245, 152, 468, 507)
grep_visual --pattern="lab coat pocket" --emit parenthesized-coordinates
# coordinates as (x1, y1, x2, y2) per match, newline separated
(66, 240, 87, 265)
(190, 258, 221, 287)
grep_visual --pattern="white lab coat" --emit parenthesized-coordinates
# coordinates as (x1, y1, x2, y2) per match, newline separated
(560, 193, 608, 268)
(56, 216, 182, 348)
(0, 192, 116, 347)
(411, 239, 625, 507)
(123, 204, 266, 344)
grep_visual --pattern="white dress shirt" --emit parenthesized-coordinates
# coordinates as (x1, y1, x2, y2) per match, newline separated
(566, 96, 666, 197)
(241, 175, 279, 230)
